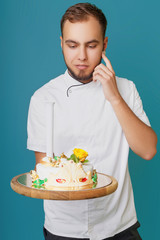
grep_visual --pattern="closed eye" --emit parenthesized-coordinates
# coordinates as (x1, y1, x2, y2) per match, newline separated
(88, 45, 97, 49)
(68, 44, 77, 49)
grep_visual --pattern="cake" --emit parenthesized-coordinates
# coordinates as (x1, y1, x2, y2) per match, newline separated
(30, 148, 97, 189)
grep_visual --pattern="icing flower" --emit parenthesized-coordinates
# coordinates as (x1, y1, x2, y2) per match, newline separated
(73, 148, 88, 161)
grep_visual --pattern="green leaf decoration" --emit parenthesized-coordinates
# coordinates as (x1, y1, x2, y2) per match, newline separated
(92, 173, 97, 183)
(68, 154, 79, 163)
(32, 184, 45, 189)
(92, 182, 97, 189)
(83, 160, 89, 163)
(32, 178, 48, 189)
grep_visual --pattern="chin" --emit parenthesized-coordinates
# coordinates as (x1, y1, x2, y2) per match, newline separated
(68, 67, 93, 82)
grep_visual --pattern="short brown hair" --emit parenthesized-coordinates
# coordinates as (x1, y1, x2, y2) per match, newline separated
(61, 3, 107, 39)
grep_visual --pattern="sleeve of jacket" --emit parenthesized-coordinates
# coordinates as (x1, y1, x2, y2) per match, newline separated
(27, 94, 46, 152)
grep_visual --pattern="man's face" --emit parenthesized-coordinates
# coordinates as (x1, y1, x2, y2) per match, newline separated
(60, 16, 108, 83)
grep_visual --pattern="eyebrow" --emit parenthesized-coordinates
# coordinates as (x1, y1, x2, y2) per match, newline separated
(65, 39, 100, 44)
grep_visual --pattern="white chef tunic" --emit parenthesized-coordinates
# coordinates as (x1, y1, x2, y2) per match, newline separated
(27, 70, 150, 240)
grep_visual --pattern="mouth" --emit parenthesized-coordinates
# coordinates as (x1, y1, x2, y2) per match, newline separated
(75, 65, 89, 70)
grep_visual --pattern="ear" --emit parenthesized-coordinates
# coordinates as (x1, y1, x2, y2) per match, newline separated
(103, 37, 108, 51)
(60, 36, 63, 48)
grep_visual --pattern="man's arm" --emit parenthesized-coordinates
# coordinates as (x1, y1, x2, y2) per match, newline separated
(110, 97, 157, 160)
(34, 152, 55, 169)
(35, 152, 46, 165)
(93, 53, 157, 160)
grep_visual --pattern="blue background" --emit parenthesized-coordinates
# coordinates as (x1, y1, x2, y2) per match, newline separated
(1, 0, 160, 239)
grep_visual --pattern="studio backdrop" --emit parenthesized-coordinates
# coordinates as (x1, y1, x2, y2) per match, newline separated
(1, 0, 160, 239)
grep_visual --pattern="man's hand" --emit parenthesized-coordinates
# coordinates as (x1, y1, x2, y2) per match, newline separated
(93, 52, 121, 105)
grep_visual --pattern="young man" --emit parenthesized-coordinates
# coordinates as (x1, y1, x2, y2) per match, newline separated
(27, 3, 157, 240)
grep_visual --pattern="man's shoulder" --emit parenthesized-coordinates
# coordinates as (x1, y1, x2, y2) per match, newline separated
(116, 76, 136, 102)
(32, 73, 65, 101)
(116, 76, 135, 92)
(116, 76, 134, 86)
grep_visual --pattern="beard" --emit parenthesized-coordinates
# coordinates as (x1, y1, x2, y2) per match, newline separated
(67, 66, 94, 82)
(62, 51, 102, 83)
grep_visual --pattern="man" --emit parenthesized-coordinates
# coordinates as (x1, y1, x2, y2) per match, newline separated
(27, 3, 157, 240)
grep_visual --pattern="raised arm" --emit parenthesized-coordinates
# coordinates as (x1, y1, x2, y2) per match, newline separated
(93, 53, 157, 160)
(110, 97, 157, 159)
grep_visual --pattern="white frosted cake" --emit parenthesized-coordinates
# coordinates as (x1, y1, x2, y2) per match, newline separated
(30, 148, 97, 189)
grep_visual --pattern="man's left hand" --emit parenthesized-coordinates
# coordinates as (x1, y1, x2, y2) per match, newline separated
(93, 53, 121, 105)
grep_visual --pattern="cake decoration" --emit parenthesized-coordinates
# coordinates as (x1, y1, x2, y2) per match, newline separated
(30, 148, 97, 189)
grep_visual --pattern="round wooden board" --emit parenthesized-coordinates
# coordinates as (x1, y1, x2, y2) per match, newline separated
(10, 173, 118, 200)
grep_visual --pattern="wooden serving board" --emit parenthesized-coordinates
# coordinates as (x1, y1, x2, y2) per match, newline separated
(10, 173, 118, 200)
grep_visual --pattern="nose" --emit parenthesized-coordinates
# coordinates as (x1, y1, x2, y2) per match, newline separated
(78, 46, 87, 61)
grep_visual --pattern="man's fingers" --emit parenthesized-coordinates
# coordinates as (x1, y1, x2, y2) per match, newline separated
(93, 67, 113, 79)
(94, 63, 113, 77)
(102, 53, 114, 72)
(93, 73, 106, 83)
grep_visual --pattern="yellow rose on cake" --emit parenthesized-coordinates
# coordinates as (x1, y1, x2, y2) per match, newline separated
(73, 148, 88, 162)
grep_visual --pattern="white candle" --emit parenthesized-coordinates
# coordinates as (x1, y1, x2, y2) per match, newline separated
(46, 102, 55, 158)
